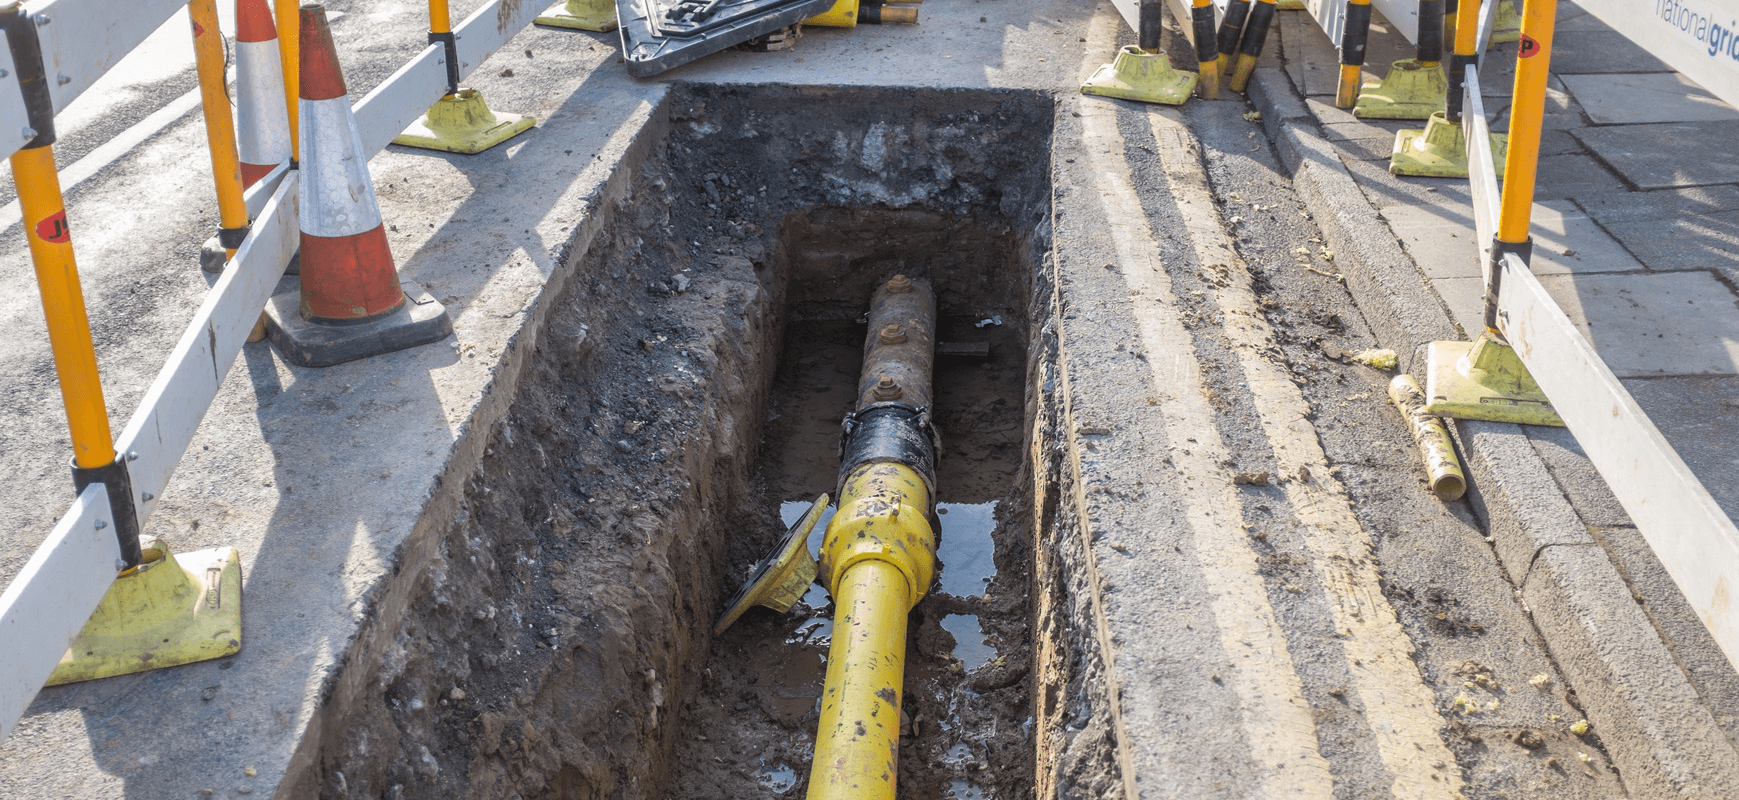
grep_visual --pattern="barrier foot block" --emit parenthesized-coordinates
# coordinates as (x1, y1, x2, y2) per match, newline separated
(264, 281, 454, 368)
(534, 0, 619, 31)
(47, 538, 243, 686)
(1081, 46, 1198, 106)
(1354, 59, 1447, 120)
(202, 234, 300, 275)
(393, 89, 534, 156)
(1276, 0, 1303, 9)
(1391, 112, 1508, 178)
(1489, 0, 1520, 45)
(1423, 335, 1564, 426)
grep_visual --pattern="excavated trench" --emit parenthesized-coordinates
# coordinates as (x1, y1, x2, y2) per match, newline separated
(309, 85, 1061, 799)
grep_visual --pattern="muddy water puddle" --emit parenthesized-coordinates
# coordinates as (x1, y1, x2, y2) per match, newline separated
(669, 310, 1033, 799)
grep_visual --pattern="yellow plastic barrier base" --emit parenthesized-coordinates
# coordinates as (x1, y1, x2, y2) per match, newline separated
(534, 0, 619, 32)
(714, 494, 829, 634)
(1391, 111, 1508, 178)
(1423, 335, 1564, 426)
(805, 0, 858, 28)
(1276, 0, 1303, 9)
(1490, 0, 1520, 45)
(1355, 59, 1447, 119)
(393, 89, 535, 155)
(47, 538, 242, 686)
(1081, 46, 1198, 106)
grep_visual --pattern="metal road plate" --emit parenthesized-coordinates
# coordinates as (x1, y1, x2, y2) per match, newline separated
(616, 0, 837, 76)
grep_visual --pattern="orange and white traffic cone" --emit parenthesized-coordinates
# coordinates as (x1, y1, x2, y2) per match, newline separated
(236, 0, 292, 187)
(202, 0, 297, 274)
(262, 4, 451, 367)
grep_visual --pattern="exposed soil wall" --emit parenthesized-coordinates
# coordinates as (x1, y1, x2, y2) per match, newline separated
(306, 84, 1057, 799)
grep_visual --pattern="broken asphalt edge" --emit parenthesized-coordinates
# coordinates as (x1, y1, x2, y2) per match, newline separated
(1244, 63, 1739, 797)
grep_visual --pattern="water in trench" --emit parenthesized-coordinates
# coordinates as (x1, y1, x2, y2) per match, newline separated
(668, 300, 1033, 799)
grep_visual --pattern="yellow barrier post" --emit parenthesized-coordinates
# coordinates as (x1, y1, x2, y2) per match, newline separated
(1354, 0, 1449, 118)
(393, 0, 536, 154)
(190, 0, 251, 268)
(276, 0, 298, 162)
(1423, 0, 1564, 426)
(1081, 0, 1199, 105)
(1192, 0, 1221, 98)
(1335, 0, 1373, 107)
(1390, 0, 1508, 176)
(1213, 0, 1253, 93)
(0, 0, 244, 685)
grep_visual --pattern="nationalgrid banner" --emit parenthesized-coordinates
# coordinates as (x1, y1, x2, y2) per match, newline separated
(1580, 0, 1739, 108)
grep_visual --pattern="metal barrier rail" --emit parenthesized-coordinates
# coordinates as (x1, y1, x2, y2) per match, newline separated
(0, 0, 543, 741)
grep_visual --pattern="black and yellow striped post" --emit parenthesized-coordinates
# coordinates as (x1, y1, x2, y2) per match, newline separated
(1353, 0, 1449, 118)
(0, 0, 246, 685)
(1192, 0, 1221, 97)
(1422, 0, 1563, 426)
(1214, 0, 1253, 86)
(1080, 0, 1199, 105)
(1335, 0, 1372, 108)
(190, 0, 251, 270)
(1228, 0, 1277, 92)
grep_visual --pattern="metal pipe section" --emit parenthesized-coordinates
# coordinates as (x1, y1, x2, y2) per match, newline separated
(807, 274, 940, 800)
(1228, 0, 1276, 92)
(1388, 375, 1466, 500)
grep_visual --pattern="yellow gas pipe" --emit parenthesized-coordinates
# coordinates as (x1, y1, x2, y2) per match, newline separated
(806, 274, 939, 800)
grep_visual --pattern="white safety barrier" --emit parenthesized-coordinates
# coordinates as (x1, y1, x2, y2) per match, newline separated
(1459, 35, 1739, 670)
(0, 0, 542, 742)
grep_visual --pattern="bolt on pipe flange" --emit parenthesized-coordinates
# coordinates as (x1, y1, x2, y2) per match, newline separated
(885, 273, 914, 293)
(878, 324, 908, 345)
(872, 375, 903, 400)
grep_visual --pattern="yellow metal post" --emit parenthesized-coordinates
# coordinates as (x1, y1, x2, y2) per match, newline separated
(392, 0, 535, 154)
(190, 0, 250, 262)
(275, 0, 298, 161)
(13, 146, 114, 472)
(1422, 0, 1564, 426)
(1228, 0, 1277, 92)
(1389, 0, 1508, 176)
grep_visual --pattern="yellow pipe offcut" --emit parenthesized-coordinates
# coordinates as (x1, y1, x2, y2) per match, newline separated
(808, 461, 936, 800)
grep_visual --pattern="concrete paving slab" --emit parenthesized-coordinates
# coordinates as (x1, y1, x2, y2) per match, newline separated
(1549, 30, 1673, 74)
(1278, 11, 1342, 98)
(1621, 376, 1739, 522)
(1532, 153, 1630, 199)
(1555, 0, 1616, 32)
(1382, 200, 1642, 279)
(1597, 209, 1739, 284)
(1342, 150, 1474, 209)
(1435, 271, 1739, 377)
(1576, 121, 1739, 189)
(1563, 72, 1739, 125)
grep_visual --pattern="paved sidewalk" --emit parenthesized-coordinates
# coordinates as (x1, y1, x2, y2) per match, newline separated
(1274, 1, 1739, 523)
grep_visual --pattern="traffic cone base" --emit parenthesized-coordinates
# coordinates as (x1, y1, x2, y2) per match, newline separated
(264, 280, 452, 367)
(46, 538, 243, 686)
(1081, 46, 1198, 106)
(392, 89, 536, 155)
(1354, 58, 1446, 120)
(1390, 112, 1508, 178)
(534, 0, 619, 31)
